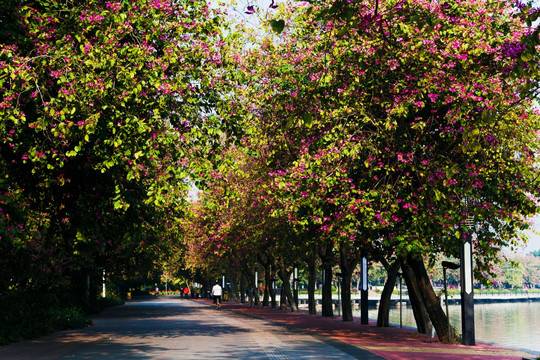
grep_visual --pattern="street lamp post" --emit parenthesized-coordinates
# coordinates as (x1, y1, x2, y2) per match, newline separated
(255, 270, 258, 290)
(254, 269, 260, 306)
(461, 220, 476, 345)
(102, 269, 106, 298)
(293, 266, 299, 308)
(360, 255, 369, 325)
(335, 272, 342, 317)
(397, 272, 403, 328)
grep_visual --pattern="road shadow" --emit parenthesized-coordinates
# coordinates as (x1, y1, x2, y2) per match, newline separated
(0, 297, 371, 359)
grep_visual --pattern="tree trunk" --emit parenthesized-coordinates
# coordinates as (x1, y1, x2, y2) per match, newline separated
(240, 262, 254, 304)
(266, 269, 277, 308)
(277, 260, 297, 312)
(319, 241, 335, 317)
(254, 281, 261, 307)
(229, 272, 239, 303)
(262, 265, 271, 307)
(263, 284, 269, 307)
(240, 273, 246, 304)
(258, 255, 272, 308)
(340, 270, 354, 321)
(377, 259, 400, 327)
(307, 255, 317, 315)
(339, 243, 359, 321)
(401, 260, 432, 334)
(321, 263, 334, 317)
(407, 253, 455, 343)
(279, 271, 297, 312)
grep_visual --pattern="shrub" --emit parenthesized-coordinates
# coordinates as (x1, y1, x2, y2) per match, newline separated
(0, 290, 121, 345)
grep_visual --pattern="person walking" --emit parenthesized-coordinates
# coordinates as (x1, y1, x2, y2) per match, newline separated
(211, 281, 222, 310)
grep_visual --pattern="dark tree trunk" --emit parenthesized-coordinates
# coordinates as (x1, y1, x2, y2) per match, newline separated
(278, 268, 297, 312)
(254, 281, 261, 307)
(262, 265, 271, 307)
(407, 253, 455, 343)
(263, 285, 269, 307)
(321, 263, 334, 317)
(338, 243, 359, 321)
(401, 260, 431, 334)
(277, 257, 297, 312)
(377, 259, 400, 327)
(267, 269, 277, 308)
(229, 272, 239, 303)
(239, 273, 246, 304)
(240, 262, 253, 304)
(319, 241, 335, 317)
(307, 255, 317, 315)
(340, 270, 354, 321)
(258, 255, 272, 308)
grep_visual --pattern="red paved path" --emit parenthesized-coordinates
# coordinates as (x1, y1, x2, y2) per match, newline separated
(193, 298, 537, 360)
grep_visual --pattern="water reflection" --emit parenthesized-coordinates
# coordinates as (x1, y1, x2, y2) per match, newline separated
(354, 301, 540, 353)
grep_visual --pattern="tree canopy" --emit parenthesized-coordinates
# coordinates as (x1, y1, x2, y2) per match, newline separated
(1, 0, 539, 345)
(181, 0, 540, 340)
(0, 0, 229, 297)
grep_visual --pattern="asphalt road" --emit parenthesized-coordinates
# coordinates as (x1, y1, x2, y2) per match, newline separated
(0, 297, 377, 359)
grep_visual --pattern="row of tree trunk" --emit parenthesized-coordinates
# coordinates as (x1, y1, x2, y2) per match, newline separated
(221, 249, 456, 343)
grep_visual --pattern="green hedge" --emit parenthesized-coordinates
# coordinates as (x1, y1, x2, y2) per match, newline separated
(0, 290, 123, 345)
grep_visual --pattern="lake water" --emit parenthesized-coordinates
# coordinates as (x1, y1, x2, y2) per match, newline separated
(356, 301, 540, 354)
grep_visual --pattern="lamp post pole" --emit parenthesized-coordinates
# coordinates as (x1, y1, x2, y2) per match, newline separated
(102, 269, 106, 298)
(254, 270, 260, 306)
(255, 270, 258, 290)
(460, 223, 476, 345)
(335, 272, 342, 317)
(398, 272, 403, 328)
(293, 266, 299, 308)
(360, 255, 369, 325)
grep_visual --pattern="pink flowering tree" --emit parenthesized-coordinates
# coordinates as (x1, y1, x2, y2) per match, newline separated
(233, 0, 540, 341)
(181, 143, 305, 309)
(0, 0, 229, 306)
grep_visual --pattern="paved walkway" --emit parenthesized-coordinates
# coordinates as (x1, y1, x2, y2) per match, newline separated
(0, 297, 376, 359)
(0, 296, 537, 359)
(209, 298, 538, 360)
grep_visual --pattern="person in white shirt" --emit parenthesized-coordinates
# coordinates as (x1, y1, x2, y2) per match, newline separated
(211, 281, 222, 309)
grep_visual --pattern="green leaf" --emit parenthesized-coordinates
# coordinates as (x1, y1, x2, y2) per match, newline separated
(302, 113, 313, 128)
(337, 27, 348, 38)
(286, 117, 294, 128)
(270, 19, 285, 34)
(521, 52, 532, 62)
